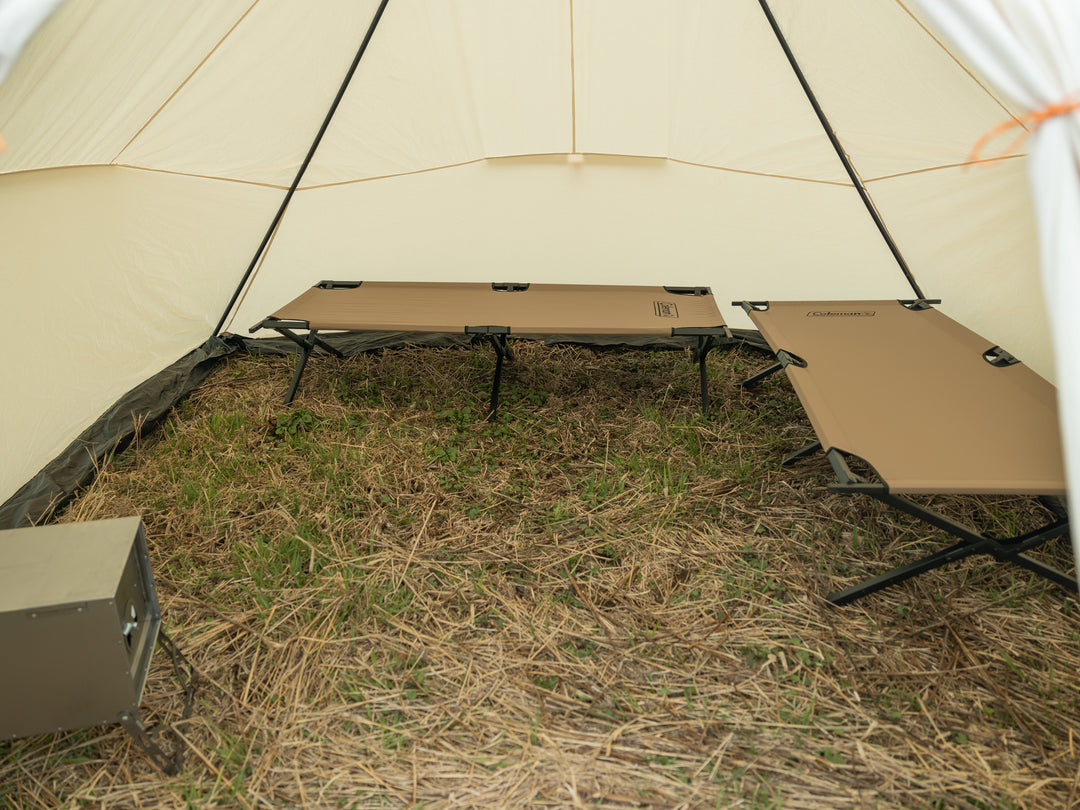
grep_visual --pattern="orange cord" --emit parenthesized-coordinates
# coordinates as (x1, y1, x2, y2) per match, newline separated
(970, 96, 1080, 164)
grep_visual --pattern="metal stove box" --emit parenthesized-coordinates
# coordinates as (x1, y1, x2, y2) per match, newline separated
(0, 516, 161, 740)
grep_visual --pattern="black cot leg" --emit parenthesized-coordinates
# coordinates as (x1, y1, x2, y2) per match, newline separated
(1007, 553, 1079, 593)
(485, 333, 511, 422)
(673, 326, 730, 417)
(828, 538, 980, 605)
(696, 335, 716, 418)
(256, 320, 345, 406)
(740, 361, 783, 388)
(280, 329, 344, 406)
(828, 531, 1077, 606)
(690, 333, 726, 418)
(284, 340, 314, 406)
(782, 440, 822, 466)
(464, 327, 512, 422)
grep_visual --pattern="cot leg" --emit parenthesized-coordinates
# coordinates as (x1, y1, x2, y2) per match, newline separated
(1007, 554, 1079, 593)
(827, 539, 977, 605)
(270, 328, 343, 406)
(486, 334, 510, 422)
(695, 335, 720, 417)
(740, 361, 783, 388)
(307, 333, 343, 357)
(284, 343, 313, 406)
(782, 440, 821, 466)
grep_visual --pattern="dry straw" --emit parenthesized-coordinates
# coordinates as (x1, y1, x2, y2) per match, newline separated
(1, 341, 1077, 809)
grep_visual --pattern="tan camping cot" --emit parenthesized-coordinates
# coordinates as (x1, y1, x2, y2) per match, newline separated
(254, 281, 731, 418)
(736, 299, 1075, 605)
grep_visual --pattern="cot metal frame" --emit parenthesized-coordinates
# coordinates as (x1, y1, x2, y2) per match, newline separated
(824, 449, 1074, 605)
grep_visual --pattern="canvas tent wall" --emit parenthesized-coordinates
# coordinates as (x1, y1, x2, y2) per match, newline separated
(0, 1, 1053, 529)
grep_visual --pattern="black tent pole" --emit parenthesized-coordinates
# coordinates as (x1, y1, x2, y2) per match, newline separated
(757, 0, 926, 300)
(213, 0, 392, 337)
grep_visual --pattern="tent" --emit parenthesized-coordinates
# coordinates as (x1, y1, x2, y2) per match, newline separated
(0, 1, 1062, 536)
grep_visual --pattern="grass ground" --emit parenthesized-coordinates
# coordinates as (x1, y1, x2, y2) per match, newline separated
(1, 341, 1078, 809)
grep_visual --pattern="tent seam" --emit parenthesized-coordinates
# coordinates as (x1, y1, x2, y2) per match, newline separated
(110, 1, 265, 165)
(0, 163, 289, 189)
(865, 154, 1027, 184)
(293, 154, 856, 191)
(569, 0, 577, 153)
(1, 153, 861, 190)
(895, 0, 1029, 132)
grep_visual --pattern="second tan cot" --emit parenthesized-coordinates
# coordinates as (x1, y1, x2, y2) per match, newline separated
(736, 299, 1075, 605)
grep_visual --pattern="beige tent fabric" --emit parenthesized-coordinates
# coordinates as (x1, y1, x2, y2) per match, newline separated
(0, 0, 1056, 507)
(746, 300, 1065, 496)
(0, 166, 282, 503)
(119, 0, 393, 187)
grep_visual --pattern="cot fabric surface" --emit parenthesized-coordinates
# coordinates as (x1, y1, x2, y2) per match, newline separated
(264, 281, 726, 336)
(743, 299, 1065, 496)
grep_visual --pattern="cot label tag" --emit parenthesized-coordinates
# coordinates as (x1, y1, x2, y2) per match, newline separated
(806, 310, 876, 317)
(654, 301, 679, 318)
